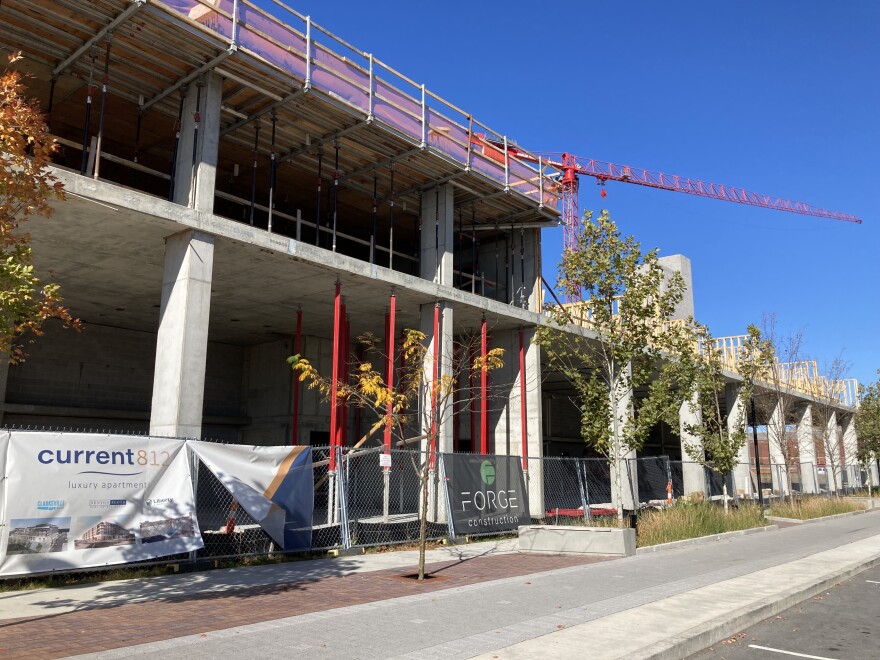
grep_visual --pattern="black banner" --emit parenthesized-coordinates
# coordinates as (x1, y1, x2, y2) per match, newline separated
(442, 454, 530, 535)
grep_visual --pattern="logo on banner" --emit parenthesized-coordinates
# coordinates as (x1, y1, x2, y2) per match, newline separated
(88, 499, 127, 509)
(442, 455, 529, 535)
(146, 497, 174, 507)
(36, 499, 65, 511)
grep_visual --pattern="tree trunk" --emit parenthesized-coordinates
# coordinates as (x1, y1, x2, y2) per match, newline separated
(722, 479, 729, 515)
(417, 450, 430, 580)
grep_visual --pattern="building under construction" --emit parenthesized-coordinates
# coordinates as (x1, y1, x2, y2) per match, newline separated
(0, 0, 868, 523)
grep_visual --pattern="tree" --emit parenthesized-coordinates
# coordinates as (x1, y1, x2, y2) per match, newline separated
(537, 210, 689, 525)
(804, 354, 852, 494)
(657, 322, 752, 513)
(855, 371, 880, 498)
(1, 53, 78, 362)
(289, 325, 503, 580)
(737, 317, 806, 502)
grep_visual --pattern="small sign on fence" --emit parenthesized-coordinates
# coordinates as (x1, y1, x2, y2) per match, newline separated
(441, 454, 529, 535)
(379, 453, 392, 468)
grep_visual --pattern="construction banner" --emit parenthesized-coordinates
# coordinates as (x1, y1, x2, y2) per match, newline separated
(0, 432, 201, 576)
(442, 454, 529, 535)
(189, 441, 313, 551)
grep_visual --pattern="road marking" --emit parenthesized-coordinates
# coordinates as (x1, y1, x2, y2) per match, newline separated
(865, 580, 880, 584)
(748, 645, 837, 660)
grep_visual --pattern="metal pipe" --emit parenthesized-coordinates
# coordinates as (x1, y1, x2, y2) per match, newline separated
(133, 109, 142, 186)
(268, 112, 277, 232)
(47, 78, 56, 116)
(370, 174, 377, 265)
(314, 149, 322, 245)
(384, 291, 397, 454)
(304, 16, 312, 89)
(519, 329, 528, 471)
(332, 140, 339, 252)
(188, 80, 203, 209)
(434, 187, 440, 280)
(503, 135, 509, 191)
(367, 53, 374, 119)
(231, 0, 240, 46)
(329, 280, 342, 471)
(388, 166, 395, 270)
(80, 51, 96, 175)
(420, 84, 426, 148)
(751, 397, 765, 507)
(471, 206, 477, 294)
(480, 315, 488, 455)
(339, 305, 348, 446)
(167, 87, 186, 201)
(291, 306, 302, 445)
(249, 123, 260, 225)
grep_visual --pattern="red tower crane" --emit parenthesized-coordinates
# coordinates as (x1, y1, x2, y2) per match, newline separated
(474, 137, 862, 254)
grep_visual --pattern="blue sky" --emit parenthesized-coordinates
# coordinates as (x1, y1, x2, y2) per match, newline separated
(261, 0, 878, 387)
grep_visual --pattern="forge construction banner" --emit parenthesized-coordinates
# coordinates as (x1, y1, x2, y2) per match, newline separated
(189, 441, 313, 551)
(0, 432, 202, 576)
(442, 454, 530, 535)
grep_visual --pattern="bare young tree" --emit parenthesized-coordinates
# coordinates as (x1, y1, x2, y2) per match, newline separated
(804, 354, 851, 494)
(738, 315, 808, 502)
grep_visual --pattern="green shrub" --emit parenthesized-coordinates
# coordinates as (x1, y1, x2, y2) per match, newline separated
(636, 501, 766, 547)
(769, 496, 864, 520)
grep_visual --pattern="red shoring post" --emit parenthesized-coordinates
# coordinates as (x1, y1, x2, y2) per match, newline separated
(480, 315, 488, 455)
(452, 345, 460, 453)
(430, 302, 440, 470)
(469, 339, 476, 452)
(329, 280, 341, 471)
(519, 329, 528, 472)
(339, 308, 349, 447)
(291, 306, 302, 445)
(384, 291, 397, 455)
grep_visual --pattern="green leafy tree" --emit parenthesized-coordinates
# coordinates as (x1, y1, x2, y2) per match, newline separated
(654, 322, 752, 513)
(737, 318, 805, 503)
(1, 53, 78, 362)
(855, 371, 880, 497)
(537, 210, 689, 525)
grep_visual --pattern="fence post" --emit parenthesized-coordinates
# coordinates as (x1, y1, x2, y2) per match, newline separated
(188, 439, 199, 563)
(337, 446, 351, 549)
(439, 454, 456, 541)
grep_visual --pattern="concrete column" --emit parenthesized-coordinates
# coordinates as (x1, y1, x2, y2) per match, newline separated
(657, 254, 694, 321)
(726, 384, 752, 498)
(679, 395, 706, 497)
(767, 400, 788, 496)
(825, 411, 840, 491)
(173, 72, 222, 212)
(843, 415, 859, 477)
(517, 228, 542, 311)
(149, 229, 215, 439)
(796, 405, 817, 493)
(420, 184, 454, 285)
(610, 367, 638, 512)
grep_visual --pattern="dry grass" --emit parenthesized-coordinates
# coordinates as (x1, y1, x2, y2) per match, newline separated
(636, 502, 767, 547)
(769, 496, 864, 520)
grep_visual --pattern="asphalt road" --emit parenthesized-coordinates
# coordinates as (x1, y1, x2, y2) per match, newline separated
(690, 564, 880, 660)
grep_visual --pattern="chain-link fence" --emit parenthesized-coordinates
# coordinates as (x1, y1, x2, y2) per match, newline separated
(630, 456, 671, 504)
(528, 456, 615, 524)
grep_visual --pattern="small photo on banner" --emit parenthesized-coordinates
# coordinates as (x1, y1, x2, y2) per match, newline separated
(189, 441, 313, 551)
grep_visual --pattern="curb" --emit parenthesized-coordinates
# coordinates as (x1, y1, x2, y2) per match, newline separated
(766, 508, 870, 525)
(635, 525, 777, 555)
(642, 550, 880, 660)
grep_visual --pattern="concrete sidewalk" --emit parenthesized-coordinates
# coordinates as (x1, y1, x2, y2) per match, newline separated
(2, 512, 880, 659)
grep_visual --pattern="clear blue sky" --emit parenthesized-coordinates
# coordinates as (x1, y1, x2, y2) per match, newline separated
(261, 0, 878, 387)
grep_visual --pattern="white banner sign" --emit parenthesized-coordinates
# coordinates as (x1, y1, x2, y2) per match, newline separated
(190, 441, 313, 551)
(0, 432, 202, 576)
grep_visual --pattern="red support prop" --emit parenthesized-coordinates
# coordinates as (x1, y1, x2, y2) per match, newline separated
(480, 316, 488, 455)
(430, 303, 440, 470)
(329, 280, 341, 471)
(452, 345, 460, 453)
(338, 308, 348, 447)
(469, 339, 476, 453)
(384, 292, 396, 454)
(519, 329, 528, 471)
(291, 307, 302, 445)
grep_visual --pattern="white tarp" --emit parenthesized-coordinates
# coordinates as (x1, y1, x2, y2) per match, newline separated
(190, 441, 313, 551)
(0, 432, 202, 576)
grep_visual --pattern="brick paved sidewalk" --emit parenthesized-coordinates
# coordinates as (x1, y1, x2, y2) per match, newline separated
(0, 553, 612, 659)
